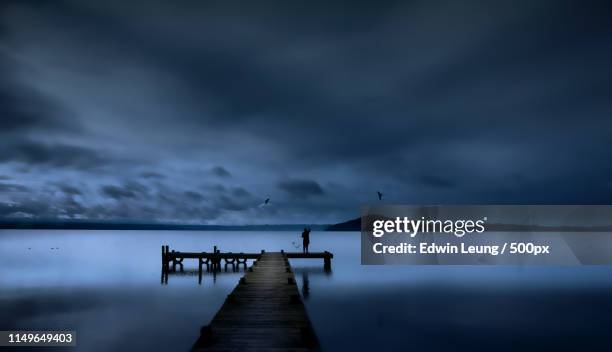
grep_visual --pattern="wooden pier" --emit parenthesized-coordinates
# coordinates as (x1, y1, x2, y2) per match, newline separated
(161, 245, 333, 284)
(191, 251, 321, 351)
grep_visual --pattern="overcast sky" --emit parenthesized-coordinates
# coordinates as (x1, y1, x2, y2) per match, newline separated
(1, 0, 611, 224)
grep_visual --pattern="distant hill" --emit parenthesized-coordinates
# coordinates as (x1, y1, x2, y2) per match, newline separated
(325, 217, 360, 231)
(326, 215, 393, 231)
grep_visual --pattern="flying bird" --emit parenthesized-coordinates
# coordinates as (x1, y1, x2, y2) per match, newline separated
(377, 191, 383, 200)
(258, 197, 271, 207)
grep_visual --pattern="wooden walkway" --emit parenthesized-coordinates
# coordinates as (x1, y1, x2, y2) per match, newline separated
(191, 252, 320, 351)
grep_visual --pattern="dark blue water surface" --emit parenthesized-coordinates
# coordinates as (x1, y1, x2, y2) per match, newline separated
(1, 230, 611, 351)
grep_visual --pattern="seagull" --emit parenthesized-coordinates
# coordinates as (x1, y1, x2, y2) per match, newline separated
(377, 191, 383, 200)
(258, 197, 271, 208)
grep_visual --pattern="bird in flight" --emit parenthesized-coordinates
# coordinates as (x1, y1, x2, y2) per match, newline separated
(258, 197, 271, 207)
(377, 191, 383, 200)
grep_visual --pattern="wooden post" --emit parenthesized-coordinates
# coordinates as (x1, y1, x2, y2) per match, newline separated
(161, 245, 168, 285)
(164, 245, 170, 272)
(237, 255, 247, 270)
(324, 251, 331, 271)
(161, 245, 166, 285)
(177, 258, 184, 272)
(162, 245, 170, 273)
(213, 246, 218, 272)
(161, 245, 165, 268)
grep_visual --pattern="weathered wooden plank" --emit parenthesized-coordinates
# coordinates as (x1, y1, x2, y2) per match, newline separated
(192, 252, 320, 351)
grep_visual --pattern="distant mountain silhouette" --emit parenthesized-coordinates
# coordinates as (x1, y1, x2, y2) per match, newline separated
(326, 217, 360, 231)
(326, 217, 612, 232)
(326, 215, 393, 231)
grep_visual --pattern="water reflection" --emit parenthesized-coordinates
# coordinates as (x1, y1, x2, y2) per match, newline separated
(302, 272, 310, 299)
(293, 267, 334, 300)
(161, 259, 331, 288)
(162, 264, 252, 285)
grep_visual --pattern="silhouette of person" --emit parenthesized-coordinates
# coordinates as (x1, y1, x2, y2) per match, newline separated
(301, 227, 311, 253)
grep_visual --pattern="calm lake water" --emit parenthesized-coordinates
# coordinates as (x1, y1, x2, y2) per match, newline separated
(1, 230, 612, 351)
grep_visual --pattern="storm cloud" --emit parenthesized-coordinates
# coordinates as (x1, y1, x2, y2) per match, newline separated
(0, 183, 29, 193)
(100, 185, 139, 200)
(1, 0, 611, 224)
(0, 140, 109, 169)
(278, 179, 325, 199)
(210, 166, 232, 178)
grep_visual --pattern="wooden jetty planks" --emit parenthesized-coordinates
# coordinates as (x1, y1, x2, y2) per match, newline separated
(192, 252, 320, 351)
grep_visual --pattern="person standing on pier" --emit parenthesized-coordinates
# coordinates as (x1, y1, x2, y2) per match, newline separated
(301, 227, 311, 253)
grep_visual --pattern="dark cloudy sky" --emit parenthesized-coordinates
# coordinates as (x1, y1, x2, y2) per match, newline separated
(1, 0, 611, 224)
